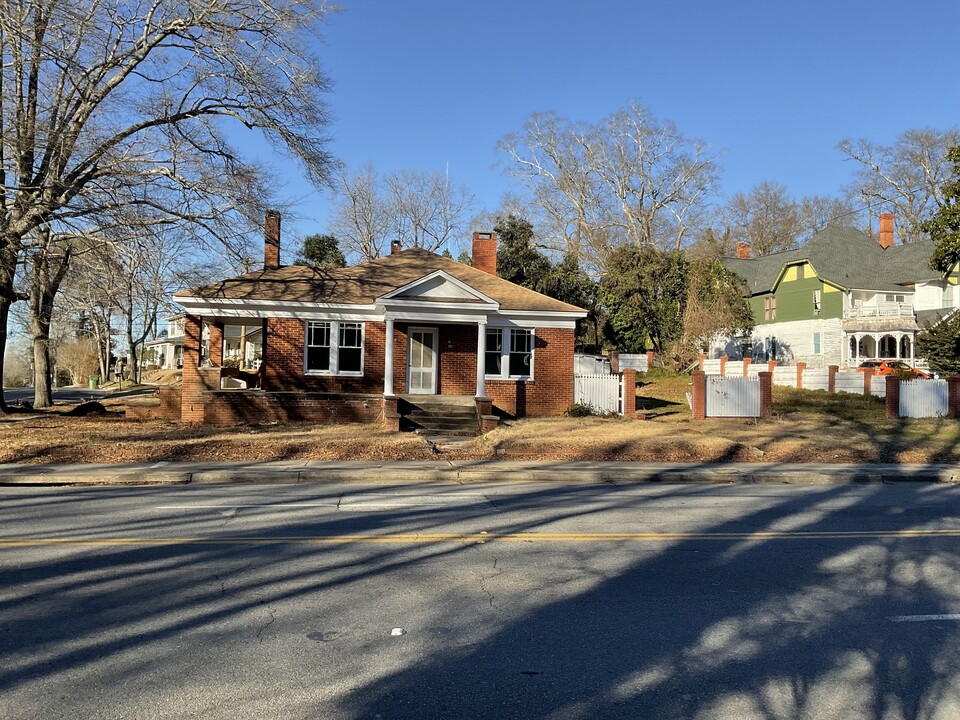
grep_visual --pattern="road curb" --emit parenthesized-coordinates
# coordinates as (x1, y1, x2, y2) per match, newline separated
(0, 462, 958, 487)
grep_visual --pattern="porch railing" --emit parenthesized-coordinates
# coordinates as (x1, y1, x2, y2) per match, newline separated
(843, 303, 914, 319)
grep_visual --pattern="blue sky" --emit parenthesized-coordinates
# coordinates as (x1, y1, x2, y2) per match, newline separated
(255, 0, 959, 251)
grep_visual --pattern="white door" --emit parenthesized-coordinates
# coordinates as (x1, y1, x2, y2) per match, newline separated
(408, 327, 438, 394)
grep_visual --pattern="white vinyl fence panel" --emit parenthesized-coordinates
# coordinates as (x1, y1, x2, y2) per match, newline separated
(574, 373, 622, 415)
(747, 364, 767, 378)
(802, 369, 831, 391)
(618, 354, 649, 372)
(834, 371, 864, 395)
(702, 359, 723, 375)
(574, 354, 610, 375)
(772, 366, 797, 388)
(705, 376, 761, 418)
(869, 375, 886, 399)
(900, 379, 948, 418)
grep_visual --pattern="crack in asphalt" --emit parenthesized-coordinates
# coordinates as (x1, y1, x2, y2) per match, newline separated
(214, 562, 253, 596)
(476, 554, 504, 608)
(257, 606, 277, 643)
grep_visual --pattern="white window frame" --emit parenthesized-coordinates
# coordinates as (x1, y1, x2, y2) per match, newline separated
(304, 320, 364, 376)
(813, 289, 822, 315)
(485, 327, 534, 380)
(812, 331, 822, 355)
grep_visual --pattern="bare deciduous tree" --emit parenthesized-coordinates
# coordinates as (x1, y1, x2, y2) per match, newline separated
(498, 103, 721, 268)
(331, 164, 475, 261)
(798, 195, 861, 239)
(330, 164, 393, 261)
(0, 0, 336, 407)
(386, 169, 474, 253)
(839, 128, 960, 243)
(722, 181, 803, 256)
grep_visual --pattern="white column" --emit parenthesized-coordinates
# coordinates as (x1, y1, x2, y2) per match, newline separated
(384, 317, 395, 396)
(476, 321, 486, 398)
(910, 333, 915, 368)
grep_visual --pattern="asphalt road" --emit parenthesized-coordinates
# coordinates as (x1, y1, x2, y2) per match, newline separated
(2, 386, 107, 405)
(3, 481, 960, 719)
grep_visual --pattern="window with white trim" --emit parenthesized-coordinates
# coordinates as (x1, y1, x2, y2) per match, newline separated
(485, 328, 533, 379)
(485, 328, 503, 376)
(305, 321, 364, 375)
(813, 332, 822, 354)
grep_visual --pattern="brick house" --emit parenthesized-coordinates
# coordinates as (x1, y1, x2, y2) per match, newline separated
(173, 212, 587, 427)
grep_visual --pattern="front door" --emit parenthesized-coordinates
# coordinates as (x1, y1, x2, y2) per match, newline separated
(408, 327, 438, 394)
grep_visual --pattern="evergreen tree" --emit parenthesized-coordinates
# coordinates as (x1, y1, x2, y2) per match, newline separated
(456, 250, 472, 266)
(916, 312, 960, 375)
(600, 246, 688, 353)
(494, 214, 552, 289)
(927, 146, 960, 272)
(293, 234, 346, 269)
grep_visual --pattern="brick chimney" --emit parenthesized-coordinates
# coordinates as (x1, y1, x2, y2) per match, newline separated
(879, 213, 894, 249)
(472, 231, 497, 275)
(735, 241, 751, 259)
(390, 240, 402, 255)
(264, 210, 281, 270)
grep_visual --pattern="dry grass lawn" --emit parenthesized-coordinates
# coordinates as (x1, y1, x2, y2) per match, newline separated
(3, 373, 960, 465)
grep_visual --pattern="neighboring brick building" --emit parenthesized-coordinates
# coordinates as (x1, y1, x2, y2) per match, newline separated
(174, 215, 587, 426)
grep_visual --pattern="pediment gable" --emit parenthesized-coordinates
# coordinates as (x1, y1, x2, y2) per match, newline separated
(378, 270, 497, 305)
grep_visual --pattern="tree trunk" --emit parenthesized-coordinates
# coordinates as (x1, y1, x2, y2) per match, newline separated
(0, 243, 22, 413)
(0, 295, 11, 413)
(126, 312, 137, 384)
(30, 240, 71, 408)
(32, 326, 52, 407)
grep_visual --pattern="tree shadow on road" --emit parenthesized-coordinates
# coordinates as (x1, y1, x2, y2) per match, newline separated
(1, 481, 960, 719)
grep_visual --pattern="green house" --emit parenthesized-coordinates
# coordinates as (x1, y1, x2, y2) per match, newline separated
(716, 218, 958, 369)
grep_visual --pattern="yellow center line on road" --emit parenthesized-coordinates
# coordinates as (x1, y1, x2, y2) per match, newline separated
(2, 528, 960, 547)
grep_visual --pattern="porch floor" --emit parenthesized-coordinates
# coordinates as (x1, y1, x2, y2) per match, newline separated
(398, 394, 476, 406)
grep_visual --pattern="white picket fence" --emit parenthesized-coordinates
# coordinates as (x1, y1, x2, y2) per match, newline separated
(900, 379, 948, 418)
(705, 376, 761, 417)
(574, 373, 623, 415)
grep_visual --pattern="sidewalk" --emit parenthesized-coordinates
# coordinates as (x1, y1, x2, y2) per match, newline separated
(0, 460, 959, 486)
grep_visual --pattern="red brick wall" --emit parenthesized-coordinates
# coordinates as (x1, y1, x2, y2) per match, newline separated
(485, 327, 575, 417)
(262, 318, 387, 394)
(181, 314, 204, 422)
(201, 391, 382, 426)
(209, 322, 223, 366)
(438, 324, 478, 395)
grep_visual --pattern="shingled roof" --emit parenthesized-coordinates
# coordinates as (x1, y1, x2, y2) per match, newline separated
(174, 247, 585, 314)
(722, 226, 941, 295)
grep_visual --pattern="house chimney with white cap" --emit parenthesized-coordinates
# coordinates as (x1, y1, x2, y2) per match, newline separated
(472, 231, 497, 275)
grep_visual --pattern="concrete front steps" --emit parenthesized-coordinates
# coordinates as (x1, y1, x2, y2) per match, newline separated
(399, 395, 480, 437)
